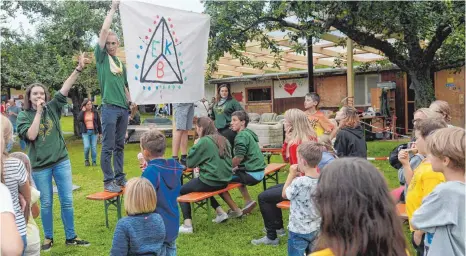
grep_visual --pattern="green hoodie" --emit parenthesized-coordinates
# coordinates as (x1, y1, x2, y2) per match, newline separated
(186, 135, 232, 186)
(17, 92, 69, 171)
(211, 99, 243, 129)
(234, 128, 266, 172)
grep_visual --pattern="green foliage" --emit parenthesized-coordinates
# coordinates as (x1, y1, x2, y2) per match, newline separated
(206, 1, 465, 108)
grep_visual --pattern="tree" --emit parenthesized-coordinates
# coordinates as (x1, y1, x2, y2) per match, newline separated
(1, 1, 123, 135)
(205, 1, 465, 108)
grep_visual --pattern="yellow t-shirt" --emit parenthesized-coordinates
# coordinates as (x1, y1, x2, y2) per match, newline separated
(308, 111, 334, 137)
(406, 160, 445, 231)
(309, 248, 334, 256)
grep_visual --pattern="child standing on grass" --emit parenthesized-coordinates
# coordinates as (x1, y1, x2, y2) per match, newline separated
(10, 152, 41, 256)
(411, 127, 465, 256)
(398, 118, 447, 256)
(111, 177, 165, 256)
(139, 129, 183, 256)
(282, 141, 323, 256)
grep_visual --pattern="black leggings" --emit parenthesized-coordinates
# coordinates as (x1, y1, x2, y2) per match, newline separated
(179, 178, 227, 220)
(218, 127, 237, 154)
(258, 183, 285, 240)
(231, 170, 262, 186)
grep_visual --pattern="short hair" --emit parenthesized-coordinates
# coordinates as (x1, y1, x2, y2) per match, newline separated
(124, 177, 157, 216)
(24, 83, 51, 110)
(232, 110, 249, 127)
(429, 100, 452, 123)
(107, 30, 120, 42)
(305, 92, 321, 106)
(297, 141, 325, 167)
(413, 118, 447, 138)
(413, 108, 442, 119)
(140, 129, 166, 157)
(427, 127, 465, 170)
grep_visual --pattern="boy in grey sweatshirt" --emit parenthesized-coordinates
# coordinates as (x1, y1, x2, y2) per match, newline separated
(411, 127, 465, 256)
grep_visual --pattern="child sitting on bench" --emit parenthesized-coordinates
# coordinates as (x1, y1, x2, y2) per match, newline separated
(111, 177, 165, 256)
(282, 141, 323, 256)
(140, 129, 184, 255)
(220, 110, 266, 218)
(179, 117, 233, 234)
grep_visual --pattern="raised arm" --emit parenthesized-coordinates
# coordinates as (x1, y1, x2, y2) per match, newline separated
(98, 0, 119, 50)
(60, 53, 89, 97)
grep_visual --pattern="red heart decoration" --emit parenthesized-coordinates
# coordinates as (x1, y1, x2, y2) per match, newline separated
(284, 83, 297, 95)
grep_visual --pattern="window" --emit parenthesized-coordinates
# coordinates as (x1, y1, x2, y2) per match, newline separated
(247, 87, 272, 102)
(354, 74, 380, 106)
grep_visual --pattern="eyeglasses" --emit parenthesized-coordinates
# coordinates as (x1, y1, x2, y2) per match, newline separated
(106, 42, 117, 46)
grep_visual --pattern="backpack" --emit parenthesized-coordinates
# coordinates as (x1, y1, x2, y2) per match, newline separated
(389, 143, 409, 169)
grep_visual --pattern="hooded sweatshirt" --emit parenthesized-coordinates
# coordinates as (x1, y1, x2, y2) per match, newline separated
(141, 158, 183, 243)
(234, 128, 266, 172)
(187, 135, 232, 186)
(334, 125, 367, 158)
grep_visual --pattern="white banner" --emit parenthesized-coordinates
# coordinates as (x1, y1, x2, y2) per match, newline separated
(120, 1, 210, 104)
(273, 78, 309, 98)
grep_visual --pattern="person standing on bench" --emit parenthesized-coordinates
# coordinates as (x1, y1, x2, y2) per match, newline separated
(252, 109, 316, 246)
(140, 129, 183, 256)
(96, 0, 132, 193)
(16, 54, 91, 251)
(178, 117, 233, 234)
(210, 84, 243, 153)
(220, 110, 265, 218)
(172, 102, 195, 166)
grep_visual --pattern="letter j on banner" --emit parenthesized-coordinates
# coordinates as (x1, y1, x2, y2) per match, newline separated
(120, 1, 210, 104)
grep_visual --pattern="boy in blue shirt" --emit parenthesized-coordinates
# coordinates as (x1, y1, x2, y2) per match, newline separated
(140, 129, 183, 256)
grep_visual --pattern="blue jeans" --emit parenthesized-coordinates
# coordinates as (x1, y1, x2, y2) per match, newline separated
(288, 230, 318, 256)
(32, 159, 76, 240)
(21, 234, 27, 256)
(101, 104, 128, 184)
(82, 130, 97, 163)
(161, 241, 176, 256)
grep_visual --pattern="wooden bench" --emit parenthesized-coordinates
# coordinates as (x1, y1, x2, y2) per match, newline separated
(396, 203, 408, 220)
(276, 200, 290, 209)
(86, 189, 125, 228)
(263, 163, 287, 190)
(177, 183, 242, 231)
(260, 147, 282, 164)
(181, 168, 194, 185)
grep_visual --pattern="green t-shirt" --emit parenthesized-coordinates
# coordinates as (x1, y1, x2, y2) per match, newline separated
(186, 135, 232, 186)
(17, 92, 69, 171)
(234, 128, 266, 172)
(211, 99, 243, 129)
(94, 44, 128, 109)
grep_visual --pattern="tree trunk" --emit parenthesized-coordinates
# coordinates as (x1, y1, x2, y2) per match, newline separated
(69, 88, 85, 136)
(408, 68, 436, 108)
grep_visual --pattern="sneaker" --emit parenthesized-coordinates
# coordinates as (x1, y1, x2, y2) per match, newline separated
(92, 162, 97, 166)
(65, 236, 90, 247)
(227, 209, 243, 219)
(251, 236, 279, 246)
(104, 182, 122, 193)
(41, 238, 53, 252)
(262, 227, 286, 237)
(180, 158, 187, 166)
(115, 179, 127, 187)
(179, 224, 193, 234)
(212, 212, 228, 223)
(85, 160, 90, 167)
(242, 201, 257, 215)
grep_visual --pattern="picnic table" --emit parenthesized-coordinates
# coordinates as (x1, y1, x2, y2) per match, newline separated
(260, 147, 282, 164)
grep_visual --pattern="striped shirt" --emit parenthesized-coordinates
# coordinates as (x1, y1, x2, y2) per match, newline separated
(3, 157, 28, 236)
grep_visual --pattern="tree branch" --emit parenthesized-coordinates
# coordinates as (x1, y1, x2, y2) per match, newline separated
(424, 17, 464, 62)
(239, 16, 304, 34)
(399, 3, 423, 61)
(432, 58, 465, 72)
(329, 19, 410, 71)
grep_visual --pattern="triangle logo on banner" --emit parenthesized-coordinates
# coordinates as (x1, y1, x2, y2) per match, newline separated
(140, 17, 183, 84)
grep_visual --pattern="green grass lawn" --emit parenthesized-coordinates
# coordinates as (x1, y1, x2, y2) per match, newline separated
(12, 116, 413, 255)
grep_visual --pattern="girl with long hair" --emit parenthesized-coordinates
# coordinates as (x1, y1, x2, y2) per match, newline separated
(178, 117, 233, 234)
(311, 158, 408, 256)
(333, 106, 367, 158)
(78, 98, 102, 166)
(252, 109, 317, 246)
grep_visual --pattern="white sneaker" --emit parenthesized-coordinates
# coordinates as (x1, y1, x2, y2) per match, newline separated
(212, 212, 228, 223)
(179, 224, 193, 234)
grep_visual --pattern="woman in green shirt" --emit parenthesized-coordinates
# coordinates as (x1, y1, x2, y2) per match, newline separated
(16, 54, 90, 250)
(178, 117, 233, 234)
(210, 84, 243, 152)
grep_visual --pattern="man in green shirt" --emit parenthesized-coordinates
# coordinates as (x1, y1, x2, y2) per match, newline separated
(96, 0, 132, 193)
